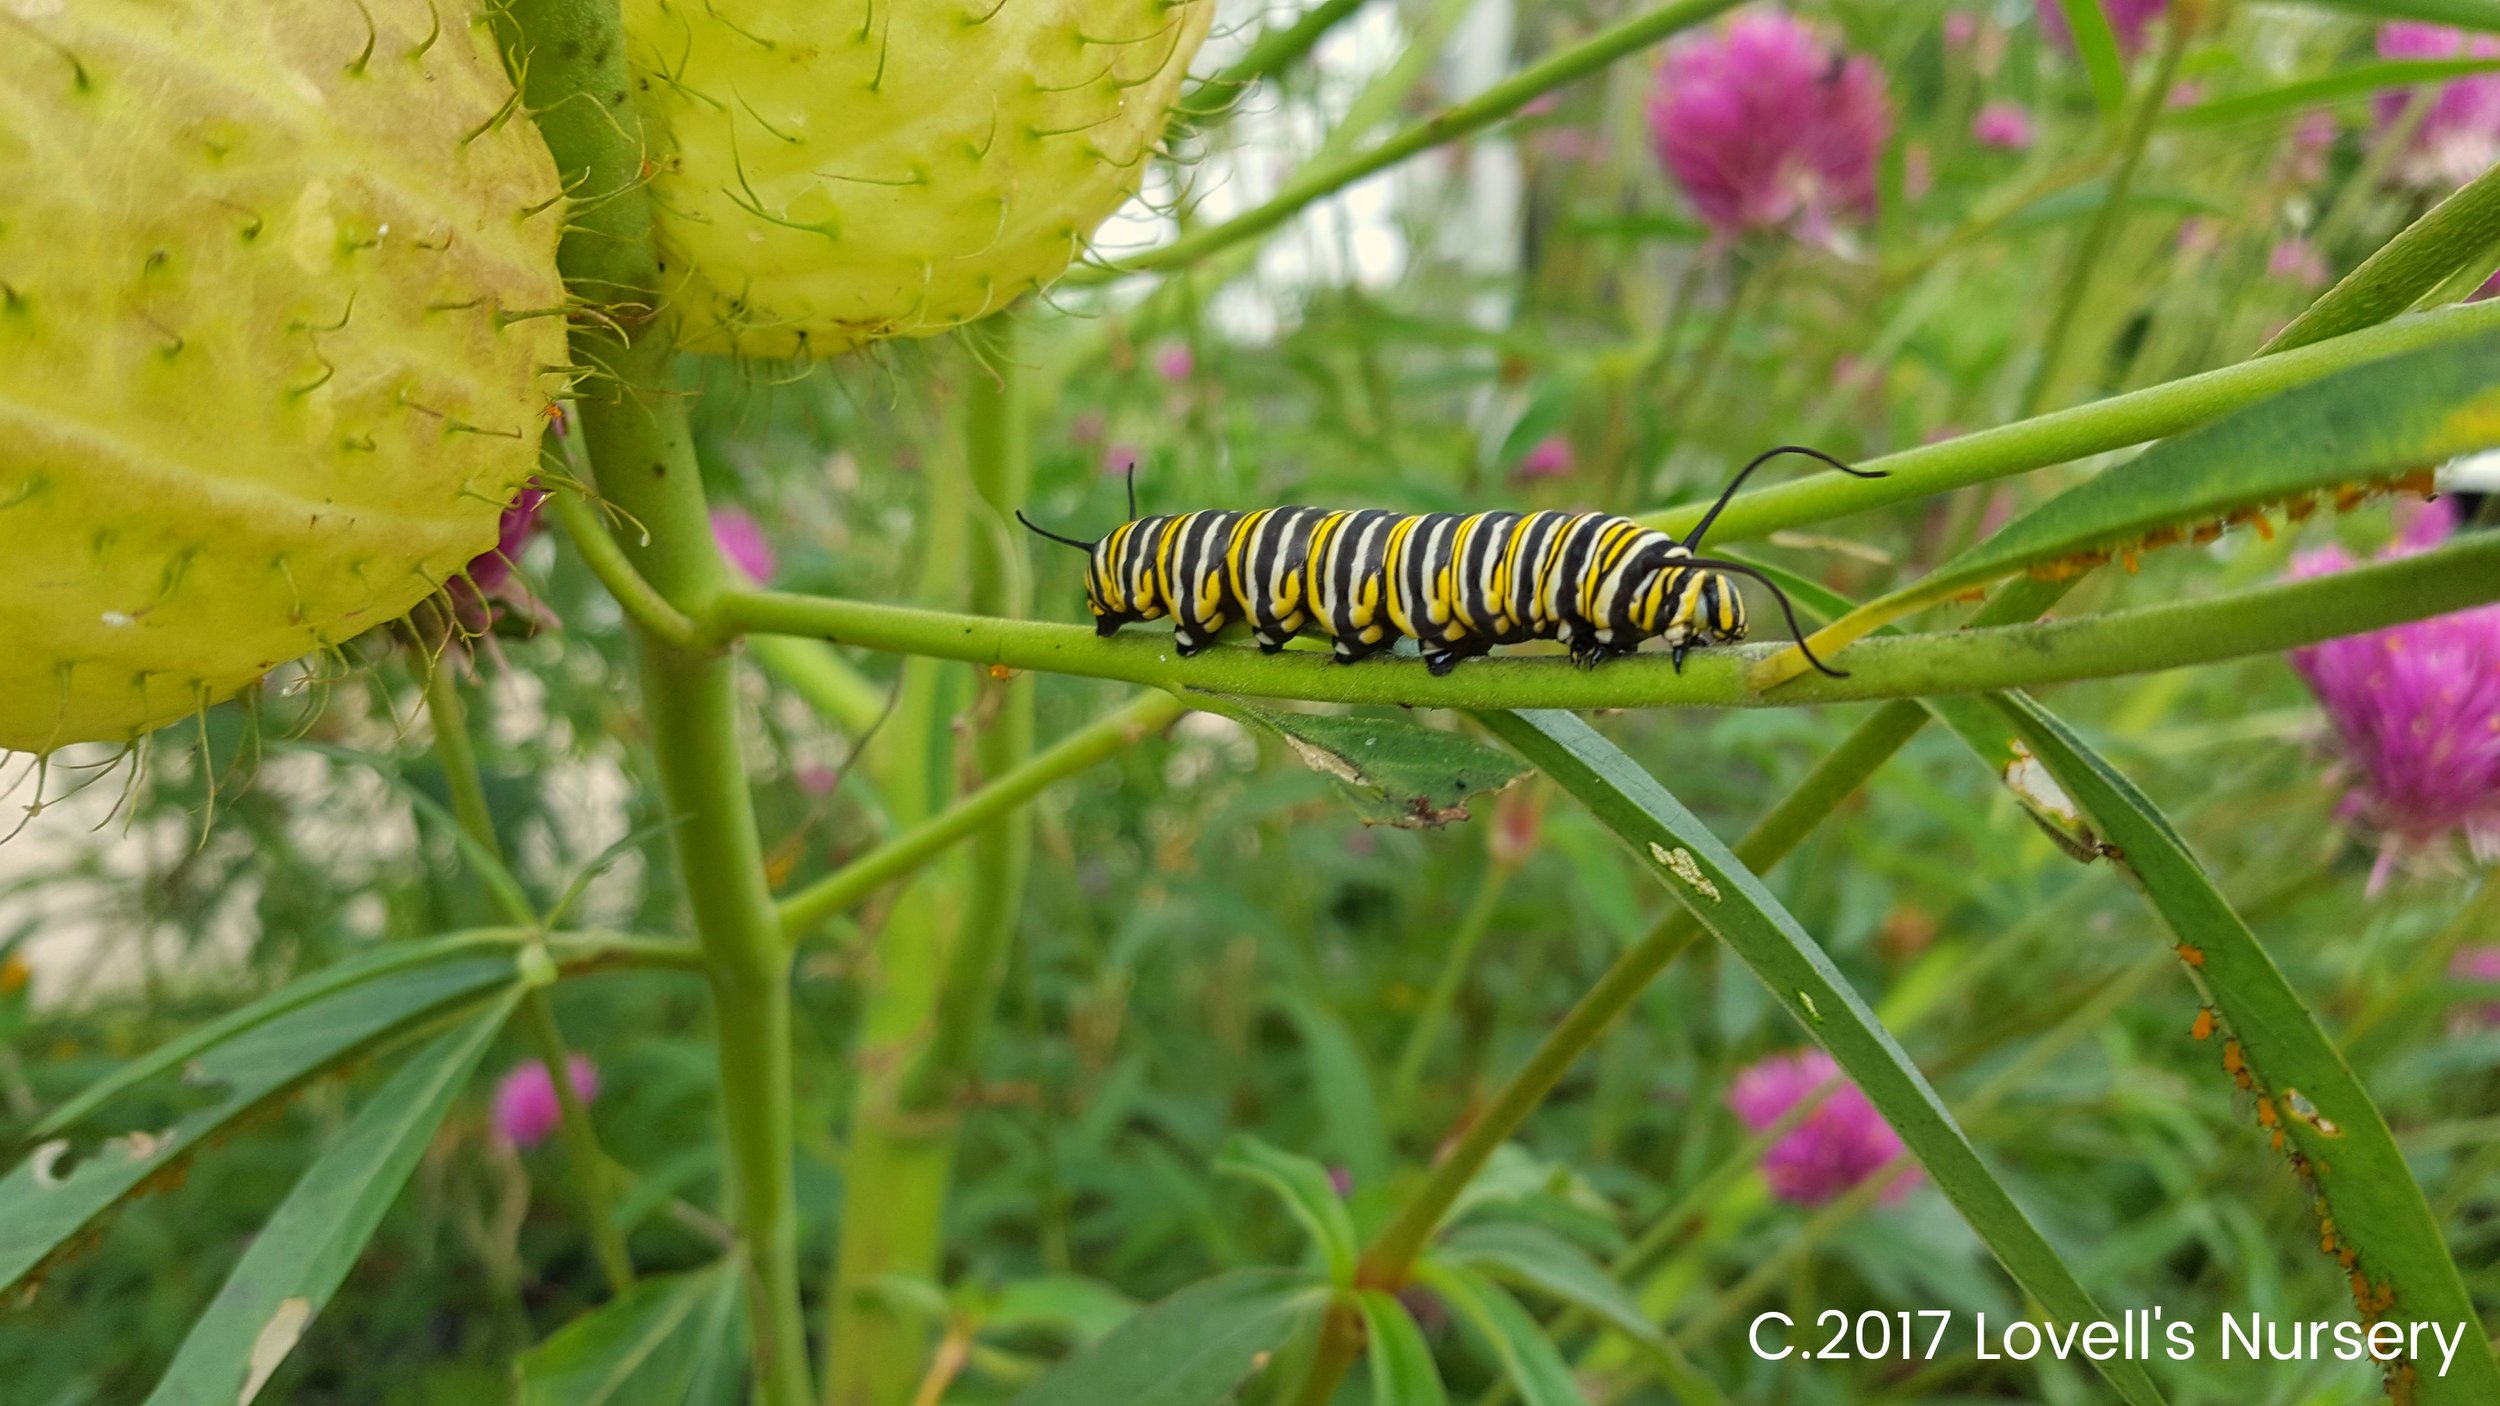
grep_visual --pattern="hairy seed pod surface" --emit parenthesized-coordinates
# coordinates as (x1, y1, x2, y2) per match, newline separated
(0, 1, 566, 753)
(621, 0, 1211, 358)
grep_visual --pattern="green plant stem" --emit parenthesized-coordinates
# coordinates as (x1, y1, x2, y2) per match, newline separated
(2265, 157, 2500, 355)
(497, 3, 810, 1400)
(827, 330, 1045, 1406)
(904, 323, 1039, 1114)
(2019, 19, 2192, 417)
(713, 527, 2500, 712)
(549, 487, 712, 652)
(1081, 0, 1746, 280)
(419, 659, 635, 1297)
(1641, 297, 2500, 543)
(1386, 854, 1516, 1114)
(778, 690, 1185, 941)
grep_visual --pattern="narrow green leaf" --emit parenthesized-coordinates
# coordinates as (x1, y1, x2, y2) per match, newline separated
(517, 1259, 746, 1406)
(1355, 1289, 1450, 1406)
(1006, 1268, 1328, 1406)
(0, 957, 517, 1296)
(1473, 710, 2169, 1406)
(26, 930, 529, 1143)
(1438, 1221, 1656, 1346)
(1223, 702, 1529, 829)
(141, 991, 519, 1406)
(1413, 1260, 1584, 1406)
(1765, 328, 2500, 685)
(1980, 697, 2500, 1404)
(2051, 0, 2128, 118)
(2167, 57, 2500, 129)
(1216, 1134, 1360, 1285)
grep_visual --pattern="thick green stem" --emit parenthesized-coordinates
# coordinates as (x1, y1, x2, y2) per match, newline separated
(827, 330, 1039, 1406)
(498, 3, 809, 1400)
(714, 528, 2500, 712)
(420, 659, 635, 1297)
(1082, 0, 1745, 280)
(778, 691, 1184, 940)
(2019, 21, 2192, 417)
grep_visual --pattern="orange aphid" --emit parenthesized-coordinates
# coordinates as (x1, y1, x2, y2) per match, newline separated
(2191, 1007, 2215, 1041)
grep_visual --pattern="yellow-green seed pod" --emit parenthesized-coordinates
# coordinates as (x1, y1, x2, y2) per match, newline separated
(0, 1, 566, 754)
(622, 0, 1211, 358)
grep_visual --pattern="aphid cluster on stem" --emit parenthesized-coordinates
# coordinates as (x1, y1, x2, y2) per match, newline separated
(1020, 448, 1883, 676)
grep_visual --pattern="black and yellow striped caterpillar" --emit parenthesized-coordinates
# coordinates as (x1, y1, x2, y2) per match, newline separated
(1019, 447, 1882, 677)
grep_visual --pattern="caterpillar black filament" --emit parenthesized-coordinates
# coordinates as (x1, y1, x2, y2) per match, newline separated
(1018, 447, 1883, 677)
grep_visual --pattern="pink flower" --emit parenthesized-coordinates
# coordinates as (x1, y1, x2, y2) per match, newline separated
(1971, 101, 2035, 150)
(1728, 1049, 1919, 1206)
(1103, 443, 1142, 477)
(2452, 946, 2500, 1029)
(464, 485, 548, 598)
(2266, 236, 2330, 289)
(2037, 0, 2167, 60)
(1516, 435, 1575, 479)
(2374, 24, 2500, 188)
(1943, 11, 1979, 49)
(2288, 501, 2500, 893)
(1154, 343, 1195, 383)
(1647, 11, 1892, 242)
(711, 507, 777, 584)
(2176, 216, 2222, 257)
(493, 1055, 599, 1149)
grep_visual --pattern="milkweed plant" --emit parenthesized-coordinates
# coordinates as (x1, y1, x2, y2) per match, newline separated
(8, 1, 2500, 1404)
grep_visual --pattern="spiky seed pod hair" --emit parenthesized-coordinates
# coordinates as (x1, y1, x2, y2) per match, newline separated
(621, 0, 1213, 359)
(0, 0, 566, 754)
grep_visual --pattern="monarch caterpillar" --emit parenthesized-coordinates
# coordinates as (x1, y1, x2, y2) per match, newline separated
(1018, 447, 1884, 677)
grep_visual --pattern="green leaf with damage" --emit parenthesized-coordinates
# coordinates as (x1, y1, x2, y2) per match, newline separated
(1223, 702, 1528, 828)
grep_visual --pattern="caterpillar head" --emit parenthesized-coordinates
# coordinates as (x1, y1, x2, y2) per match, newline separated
(1641, 552, 1750, 666)
(1018, 507, 1165, 637)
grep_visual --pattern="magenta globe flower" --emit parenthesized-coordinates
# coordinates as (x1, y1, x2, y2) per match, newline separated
(1971, 101, 2035, 150)
(2037, 0, 2166, 60)
(1728, 1049, 1919, 1205)
(2375, 23, 2500, 188)
(2288, 501, 2500, 892)
(494, 1055, 600, 1149)
(1647, 10, 1891, 243)
(711, 507, 778, 584)
(1153, 342, 1195, 383)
